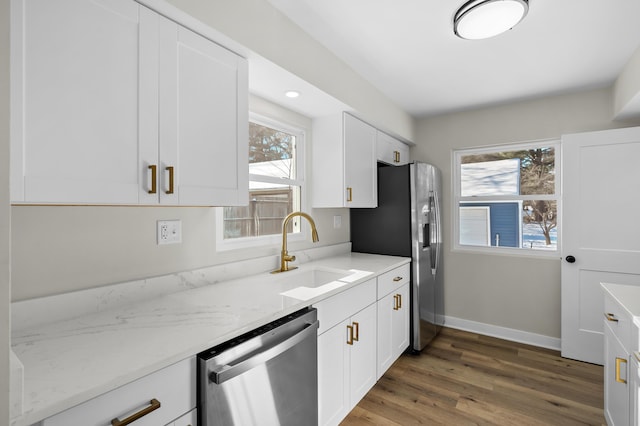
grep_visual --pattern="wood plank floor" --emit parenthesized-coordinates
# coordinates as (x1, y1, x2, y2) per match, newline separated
(342, 327, 605, 425)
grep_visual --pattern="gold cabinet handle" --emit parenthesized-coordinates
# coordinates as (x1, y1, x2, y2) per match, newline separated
(615, 357, 628, 384)
(346, 187, 353, 202)
(111, 398, 161, 426)
(394, 150, 400, 163)
(346, 324, 354, 345)
(148, 165, 157, 194)
(393, 294, 399, 311)
(165, 166, 174, 194)
(352, 321, 360, 342)
(398, 294, 402, 309)
(393, 276, 403, 282)
(605, 313, 619, 322)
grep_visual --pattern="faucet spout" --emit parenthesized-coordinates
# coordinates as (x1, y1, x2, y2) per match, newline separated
(272, 211, 319, 273)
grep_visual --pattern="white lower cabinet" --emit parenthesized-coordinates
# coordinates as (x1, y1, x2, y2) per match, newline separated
(376, 264, 410, 380)
(377, 281, 410, 380)
(315, 278, 377, 426)
(41, 357, 196, 426)
(318, 304, 377, 426)
(604, 323, 630, 426)
(631, 352, 640, 426)
(602, 288, 640, 426)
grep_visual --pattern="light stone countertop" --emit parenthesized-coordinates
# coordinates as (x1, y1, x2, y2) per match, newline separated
(11, 249, 409, 426)
(601, 282, 640, 319)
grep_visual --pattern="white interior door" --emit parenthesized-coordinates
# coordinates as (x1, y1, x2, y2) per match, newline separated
(561, 126, 640, 364)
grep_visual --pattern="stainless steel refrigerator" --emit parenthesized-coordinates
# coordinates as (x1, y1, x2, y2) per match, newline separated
(350, 161, 443, 352)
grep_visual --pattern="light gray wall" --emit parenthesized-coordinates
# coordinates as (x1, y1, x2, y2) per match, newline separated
(614, 45, 640, 117)
(413, 87, 640, 338)
(11, 95, 350, 301)
(1, 0, 10, 421)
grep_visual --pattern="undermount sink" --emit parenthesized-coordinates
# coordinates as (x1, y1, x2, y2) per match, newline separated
(276, 267, 351, 289)
(277, 266, 373, 302)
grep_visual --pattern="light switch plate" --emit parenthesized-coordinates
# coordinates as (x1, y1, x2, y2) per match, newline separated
(157, 220, 182, 245)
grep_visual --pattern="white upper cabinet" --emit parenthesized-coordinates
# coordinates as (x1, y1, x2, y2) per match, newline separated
(376, 131, 409, 166)
(312, 113, 377, 208)
(155, 16, 248, 206)
(11, 0, 248, 206)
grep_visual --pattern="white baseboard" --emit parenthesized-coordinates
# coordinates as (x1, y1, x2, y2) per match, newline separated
(443, 315, 561, 351)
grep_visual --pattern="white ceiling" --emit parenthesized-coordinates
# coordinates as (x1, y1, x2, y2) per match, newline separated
(264, 0, 640, 118)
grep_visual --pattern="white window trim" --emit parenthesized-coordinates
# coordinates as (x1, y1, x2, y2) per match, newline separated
(216, 113, 307, 252)
(452, 140, 561, 258)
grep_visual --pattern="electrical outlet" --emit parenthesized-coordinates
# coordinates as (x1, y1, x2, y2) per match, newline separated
(333, 215, 342, 229)
(157, 220, 182, 245)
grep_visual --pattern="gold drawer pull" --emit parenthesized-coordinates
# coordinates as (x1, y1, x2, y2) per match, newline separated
(352, 321, 360, 341)
(393, 276, 403, 282)
(148, 165, 157, 194)
(111, 398, 161, 426)
(394, 150, 400, 163)
(615, 357, 628, 384)
(346, 187, 353, 202)
(346, 324, 354, 345)
(605, 313, 619, 322)
(165, 166, 174, 194)
(393, 294, 399, 310)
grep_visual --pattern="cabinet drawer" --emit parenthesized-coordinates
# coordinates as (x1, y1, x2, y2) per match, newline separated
(377, 264, 410, 300)
(604, 294, 633, 353)
(43, 357, 196, 426)
(314, 278, 376, 335)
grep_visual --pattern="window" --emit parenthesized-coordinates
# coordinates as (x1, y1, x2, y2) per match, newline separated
(217, 114, 305, 250)
(453, 142, 559, 255)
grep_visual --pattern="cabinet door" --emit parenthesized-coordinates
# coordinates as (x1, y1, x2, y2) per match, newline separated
(632, 354, 640, 426)
(11, 0, 149, 204)
(318, 320, 350, 426)
(377, 132, 409, 166)
(348, 303, 377, 408)
(391, 282, 410, 360)
(377, 282, 410, 379)
(604, 324, 629, 426)
(377, 291, 395, 380)
(344, 114, 377, 208)
(159, 20, 248, 206)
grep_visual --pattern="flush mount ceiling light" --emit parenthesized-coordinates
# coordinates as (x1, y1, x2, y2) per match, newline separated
(285, 90, 300, 98)
(454, 0, 529, 40)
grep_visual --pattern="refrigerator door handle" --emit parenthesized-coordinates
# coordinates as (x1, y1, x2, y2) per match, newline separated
(430, 191, 441, 276)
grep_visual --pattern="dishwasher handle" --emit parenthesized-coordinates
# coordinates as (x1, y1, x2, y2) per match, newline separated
(209, 320, 319, 384)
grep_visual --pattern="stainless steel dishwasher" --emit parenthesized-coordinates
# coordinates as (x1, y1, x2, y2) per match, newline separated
(197, 307, 319, 426)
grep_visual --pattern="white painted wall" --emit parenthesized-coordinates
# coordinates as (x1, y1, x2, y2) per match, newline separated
(614, 45, 640, 120)
(413, 87, 640, 339)
(1, 0, 10, 421)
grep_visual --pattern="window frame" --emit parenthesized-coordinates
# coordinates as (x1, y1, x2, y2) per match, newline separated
(452, 140, 561, 257)
(216, 112, 307, 252)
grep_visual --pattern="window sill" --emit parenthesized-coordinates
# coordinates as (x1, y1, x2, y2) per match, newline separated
(451, 245, 561, 260)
